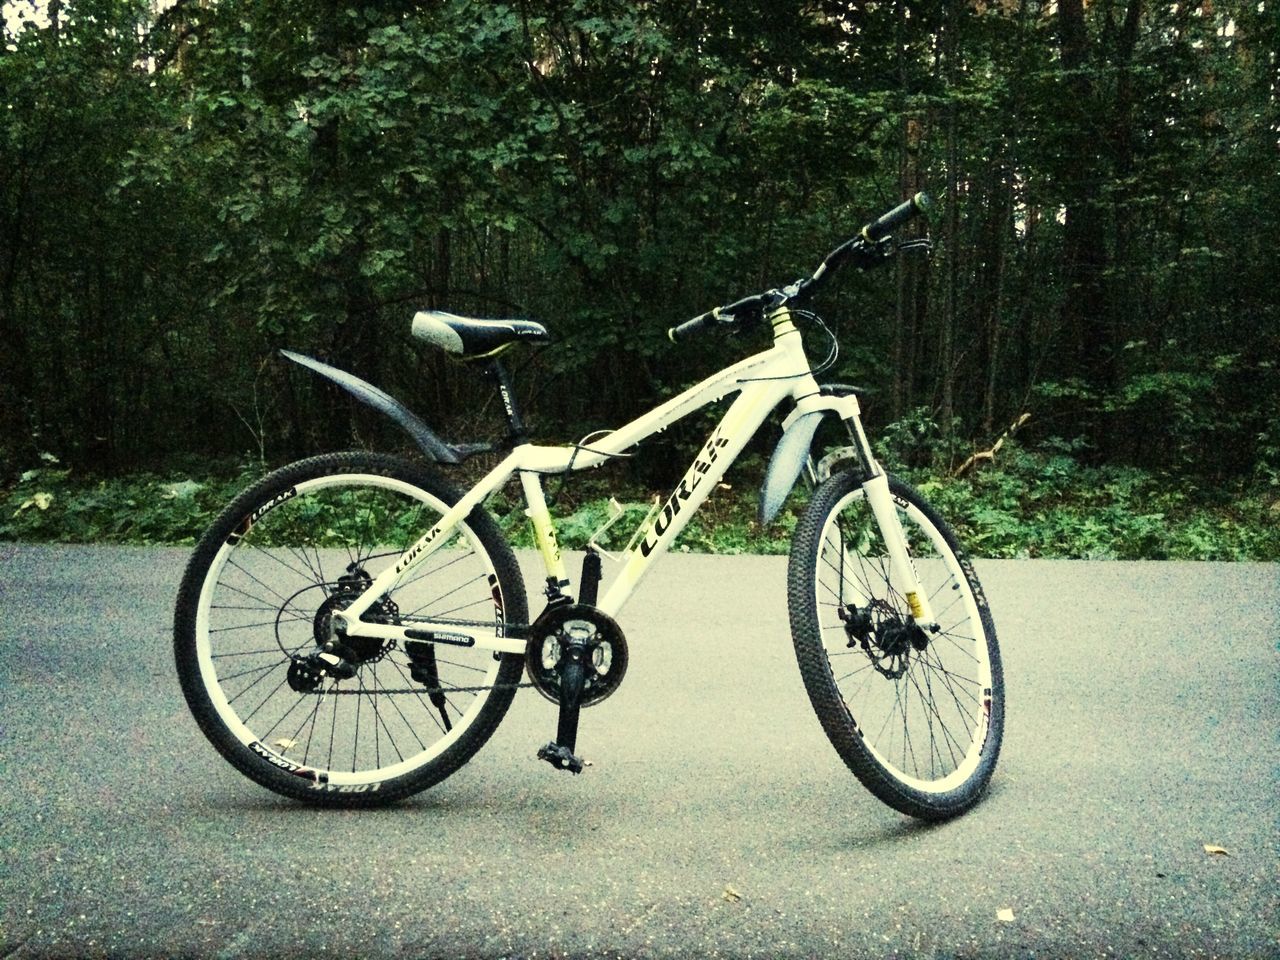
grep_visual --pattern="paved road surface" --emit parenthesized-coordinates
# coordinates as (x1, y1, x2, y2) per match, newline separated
(1, 545, 1276, 958)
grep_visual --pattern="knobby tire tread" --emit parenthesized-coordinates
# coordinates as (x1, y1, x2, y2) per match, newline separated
(787, 471, 1005, 820)
(174, 451, 528, 807)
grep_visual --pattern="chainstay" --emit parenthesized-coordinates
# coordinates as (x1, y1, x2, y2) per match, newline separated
(299, 615, 535, 696)
(373, 614, 533, 641)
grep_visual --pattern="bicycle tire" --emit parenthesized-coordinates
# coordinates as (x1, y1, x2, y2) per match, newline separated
(174, 451, 528, 806)
(787, 471, 1004, 819)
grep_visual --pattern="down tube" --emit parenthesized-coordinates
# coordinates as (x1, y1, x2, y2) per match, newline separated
(598, 379, 789, 618)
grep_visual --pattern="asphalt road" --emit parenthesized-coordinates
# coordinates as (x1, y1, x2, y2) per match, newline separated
(1, 544, 1276, 959)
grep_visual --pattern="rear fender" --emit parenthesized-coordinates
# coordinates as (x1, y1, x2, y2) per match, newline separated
(279, 350, 462, 464)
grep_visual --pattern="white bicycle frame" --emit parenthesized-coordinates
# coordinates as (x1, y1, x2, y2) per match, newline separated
(332, 309, 938, 653)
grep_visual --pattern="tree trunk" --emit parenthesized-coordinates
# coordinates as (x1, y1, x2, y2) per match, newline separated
(982, 172, 1011, 436)
(939, 2, 959, 449)
(1057, 0, 1116, 401)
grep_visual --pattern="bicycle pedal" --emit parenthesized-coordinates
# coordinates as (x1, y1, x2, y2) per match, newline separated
(537, 742, 587, 774)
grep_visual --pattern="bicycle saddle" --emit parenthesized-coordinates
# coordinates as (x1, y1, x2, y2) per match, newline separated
(412, 310, 550, 359)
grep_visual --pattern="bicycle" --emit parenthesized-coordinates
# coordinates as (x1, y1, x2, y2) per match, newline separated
(174, 193, 1005, 820)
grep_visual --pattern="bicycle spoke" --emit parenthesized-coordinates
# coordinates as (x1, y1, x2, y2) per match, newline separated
(183, 457, 526, 798)
(402, 572, 490, 620)
(257, 687, 313, 746)
(217, 578, 312, 625)
(906, 664, 965, 774)
(241, 672, 294, 726)
(393, 548, 472, 596)
(373, 668, 430, 754)
(433, 658, 489, 675)
(387, 657, 451, 737)
(367, 667, 408, 764)
(352, 683, 362, 772)
(293, 692, 325, 766)
(209, 615, 310, 634)
(242, 542, 321, 590)
(221, 657, 288, 689)
(917, 647, 981, 719)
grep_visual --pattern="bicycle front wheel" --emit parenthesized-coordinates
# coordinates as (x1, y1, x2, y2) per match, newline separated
(787, 471, 1004, 820)
(174, 452, 528, 806)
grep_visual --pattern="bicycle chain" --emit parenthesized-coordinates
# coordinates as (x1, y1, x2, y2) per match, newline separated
(297, 610, 534, 695)
(308, 682, 535, 696)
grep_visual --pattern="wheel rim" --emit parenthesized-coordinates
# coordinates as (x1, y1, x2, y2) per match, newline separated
(813, 487, 995, 795)
(193, 472, 510, 788)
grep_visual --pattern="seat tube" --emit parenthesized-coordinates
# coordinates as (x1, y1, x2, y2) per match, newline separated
(520, 469, 570, 596)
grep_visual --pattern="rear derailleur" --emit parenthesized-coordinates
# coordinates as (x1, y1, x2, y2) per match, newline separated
(286, 563, 397, 692)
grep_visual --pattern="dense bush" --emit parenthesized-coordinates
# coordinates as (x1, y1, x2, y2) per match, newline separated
(4, 430, 1276, 561)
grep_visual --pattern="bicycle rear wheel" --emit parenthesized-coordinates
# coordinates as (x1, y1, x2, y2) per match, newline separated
(787, 471, 1004, 820)
(174, 451, 527, 805)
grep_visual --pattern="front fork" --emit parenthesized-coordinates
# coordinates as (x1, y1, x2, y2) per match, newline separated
(839, 407, 939, 630)
(860, 472, 938, 629)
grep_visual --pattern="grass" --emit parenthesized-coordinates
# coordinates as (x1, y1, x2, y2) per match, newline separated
(2, 444, 1277, 561)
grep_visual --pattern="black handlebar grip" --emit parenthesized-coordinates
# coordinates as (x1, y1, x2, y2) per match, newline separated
(860, 191, 933, 242)
(668, 309, 718, 343)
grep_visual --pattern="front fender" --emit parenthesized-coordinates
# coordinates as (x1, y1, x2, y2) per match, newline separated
(758, 411, 824, 527)
(279, 350, 461, 464)
(759, 389, 871, 526)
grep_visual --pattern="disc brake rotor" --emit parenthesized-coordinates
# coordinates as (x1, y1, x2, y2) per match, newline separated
(842, 598, 911, 680)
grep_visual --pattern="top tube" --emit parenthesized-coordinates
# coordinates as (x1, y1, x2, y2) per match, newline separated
(517, 335, 813, 475)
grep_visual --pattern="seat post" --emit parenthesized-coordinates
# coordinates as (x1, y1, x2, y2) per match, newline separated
(482, 357, 529, 444)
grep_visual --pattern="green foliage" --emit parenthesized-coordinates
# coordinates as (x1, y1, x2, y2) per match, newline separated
(2, 0, 1277, 536)
(0, 461, 266, 545)
(908, 441, 1280, 561)
(876, 407, 965, 470)
(4, 445, 1276, 562)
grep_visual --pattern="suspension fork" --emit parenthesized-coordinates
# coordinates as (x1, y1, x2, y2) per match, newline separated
(842, 411, 939, 630)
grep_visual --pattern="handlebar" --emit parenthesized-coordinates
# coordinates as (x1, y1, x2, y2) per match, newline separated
(861, 191, 932, 243)
(667, 192, 932, 343)
(667, 292, 775, 344)
(667, 309, 719, 343)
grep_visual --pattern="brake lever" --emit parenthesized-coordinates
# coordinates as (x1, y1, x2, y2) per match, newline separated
(849, 236, 898, 270)
(897, 237, 933, 255)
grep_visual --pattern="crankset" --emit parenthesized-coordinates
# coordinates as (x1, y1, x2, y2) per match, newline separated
(526, 602, 628, 773)
(526, 604, 628, 708)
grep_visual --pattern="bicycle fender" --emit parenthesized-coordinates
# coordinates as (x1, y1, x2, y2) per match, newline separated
(279, 350, 461, 464)
(758, 411, 823, 526)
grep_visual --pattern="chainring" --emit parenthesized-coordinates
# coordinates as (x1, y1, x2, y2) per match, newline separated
(525, 603, 628, 707)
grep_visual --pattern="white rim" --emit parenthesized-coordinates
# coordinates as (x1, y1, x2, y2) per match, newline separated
(817, 487, 993, 795)
(194, 472, 505, 786)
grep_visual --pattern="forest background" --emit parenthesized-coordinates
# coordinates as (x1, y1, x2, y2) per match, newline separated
(2, 0, 1278, 559)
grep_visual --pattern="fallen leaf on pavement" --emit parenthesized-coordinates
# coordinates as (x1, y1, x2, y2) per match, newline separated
(722, 885, 742, 903)
(1203, 844, 1230, 857)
